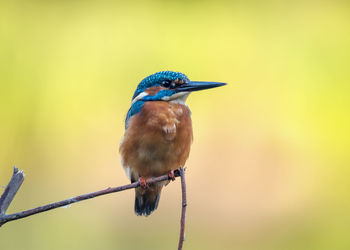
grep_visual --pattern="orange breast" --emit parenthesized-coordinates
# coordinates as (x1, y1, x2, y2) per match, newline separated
(119, 101, 193, 179)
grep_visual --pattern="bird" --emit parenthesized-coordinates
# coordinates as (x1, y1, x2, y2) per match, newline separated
(119, 71, 226, 216)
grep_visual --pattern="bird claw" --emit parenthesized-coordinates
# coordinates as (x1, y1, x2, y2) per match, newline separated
(138, 177, 147, 188)
(168, 170, 176, 181)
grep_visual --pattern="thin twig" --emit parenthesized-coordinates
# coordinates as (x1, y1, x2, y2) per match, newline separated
(0, 167, 24, 215)
(178, 166, 187, 250)
(0, 169, 181, 227)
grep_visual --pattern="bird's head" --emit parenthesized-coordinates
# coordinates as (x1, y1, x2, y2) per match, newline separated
(126, 71, 226, 127)
(131, 71, 226, 104)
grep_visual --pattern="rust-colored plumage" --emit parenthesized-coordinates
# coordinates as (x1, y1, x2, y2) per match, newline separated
(120, 102, 192, 215)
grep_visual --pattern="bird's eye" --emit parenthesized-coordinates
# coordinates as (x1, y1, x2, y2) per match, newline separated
(161, 80, 171, 88)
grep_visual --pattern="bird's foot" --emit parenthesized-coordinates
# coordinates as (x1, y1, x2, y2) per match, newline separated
(138, 177, 148, 188)
(168, 170, 176, 181)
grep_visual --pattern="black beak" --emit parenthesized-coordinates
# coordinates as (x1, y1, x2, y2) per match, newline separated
(175, 81, 227, 92)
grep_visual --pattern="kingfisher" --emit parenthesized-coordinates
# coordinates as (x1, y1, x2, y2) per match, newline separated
(119, 71, 226, 216)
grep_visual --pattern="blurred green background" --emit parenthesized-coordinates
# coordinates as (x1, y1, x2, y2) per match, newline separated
(0, 0, 349, 249)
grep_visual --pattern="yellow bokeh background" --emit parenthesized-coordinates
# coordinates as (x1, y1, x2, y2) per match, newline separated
(1, 1, 349, 249)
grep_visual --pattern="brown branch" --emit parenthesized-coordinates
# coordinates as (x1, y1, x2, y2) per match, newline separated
(178, 167, 187, 250)
(0, 167, 182, 228)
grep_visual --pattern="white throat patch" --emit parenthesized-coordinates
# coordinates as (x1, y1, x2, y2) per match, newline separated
(162, 91, 190, 104)
(131, 91, 190, 105)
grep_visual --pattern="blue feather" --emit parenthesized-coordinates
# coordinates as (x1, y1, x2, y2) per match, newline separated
(125, 101, 144, 128)
(141, 90, 177, 101)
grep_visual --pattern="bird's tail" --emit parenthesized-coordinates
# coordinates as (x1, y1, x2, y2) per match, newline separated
(134, 185, 163, 216)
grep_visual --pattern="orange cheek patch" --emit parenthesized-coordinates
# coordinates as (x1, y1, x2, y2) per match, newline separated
(145, 86, 166, 96)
